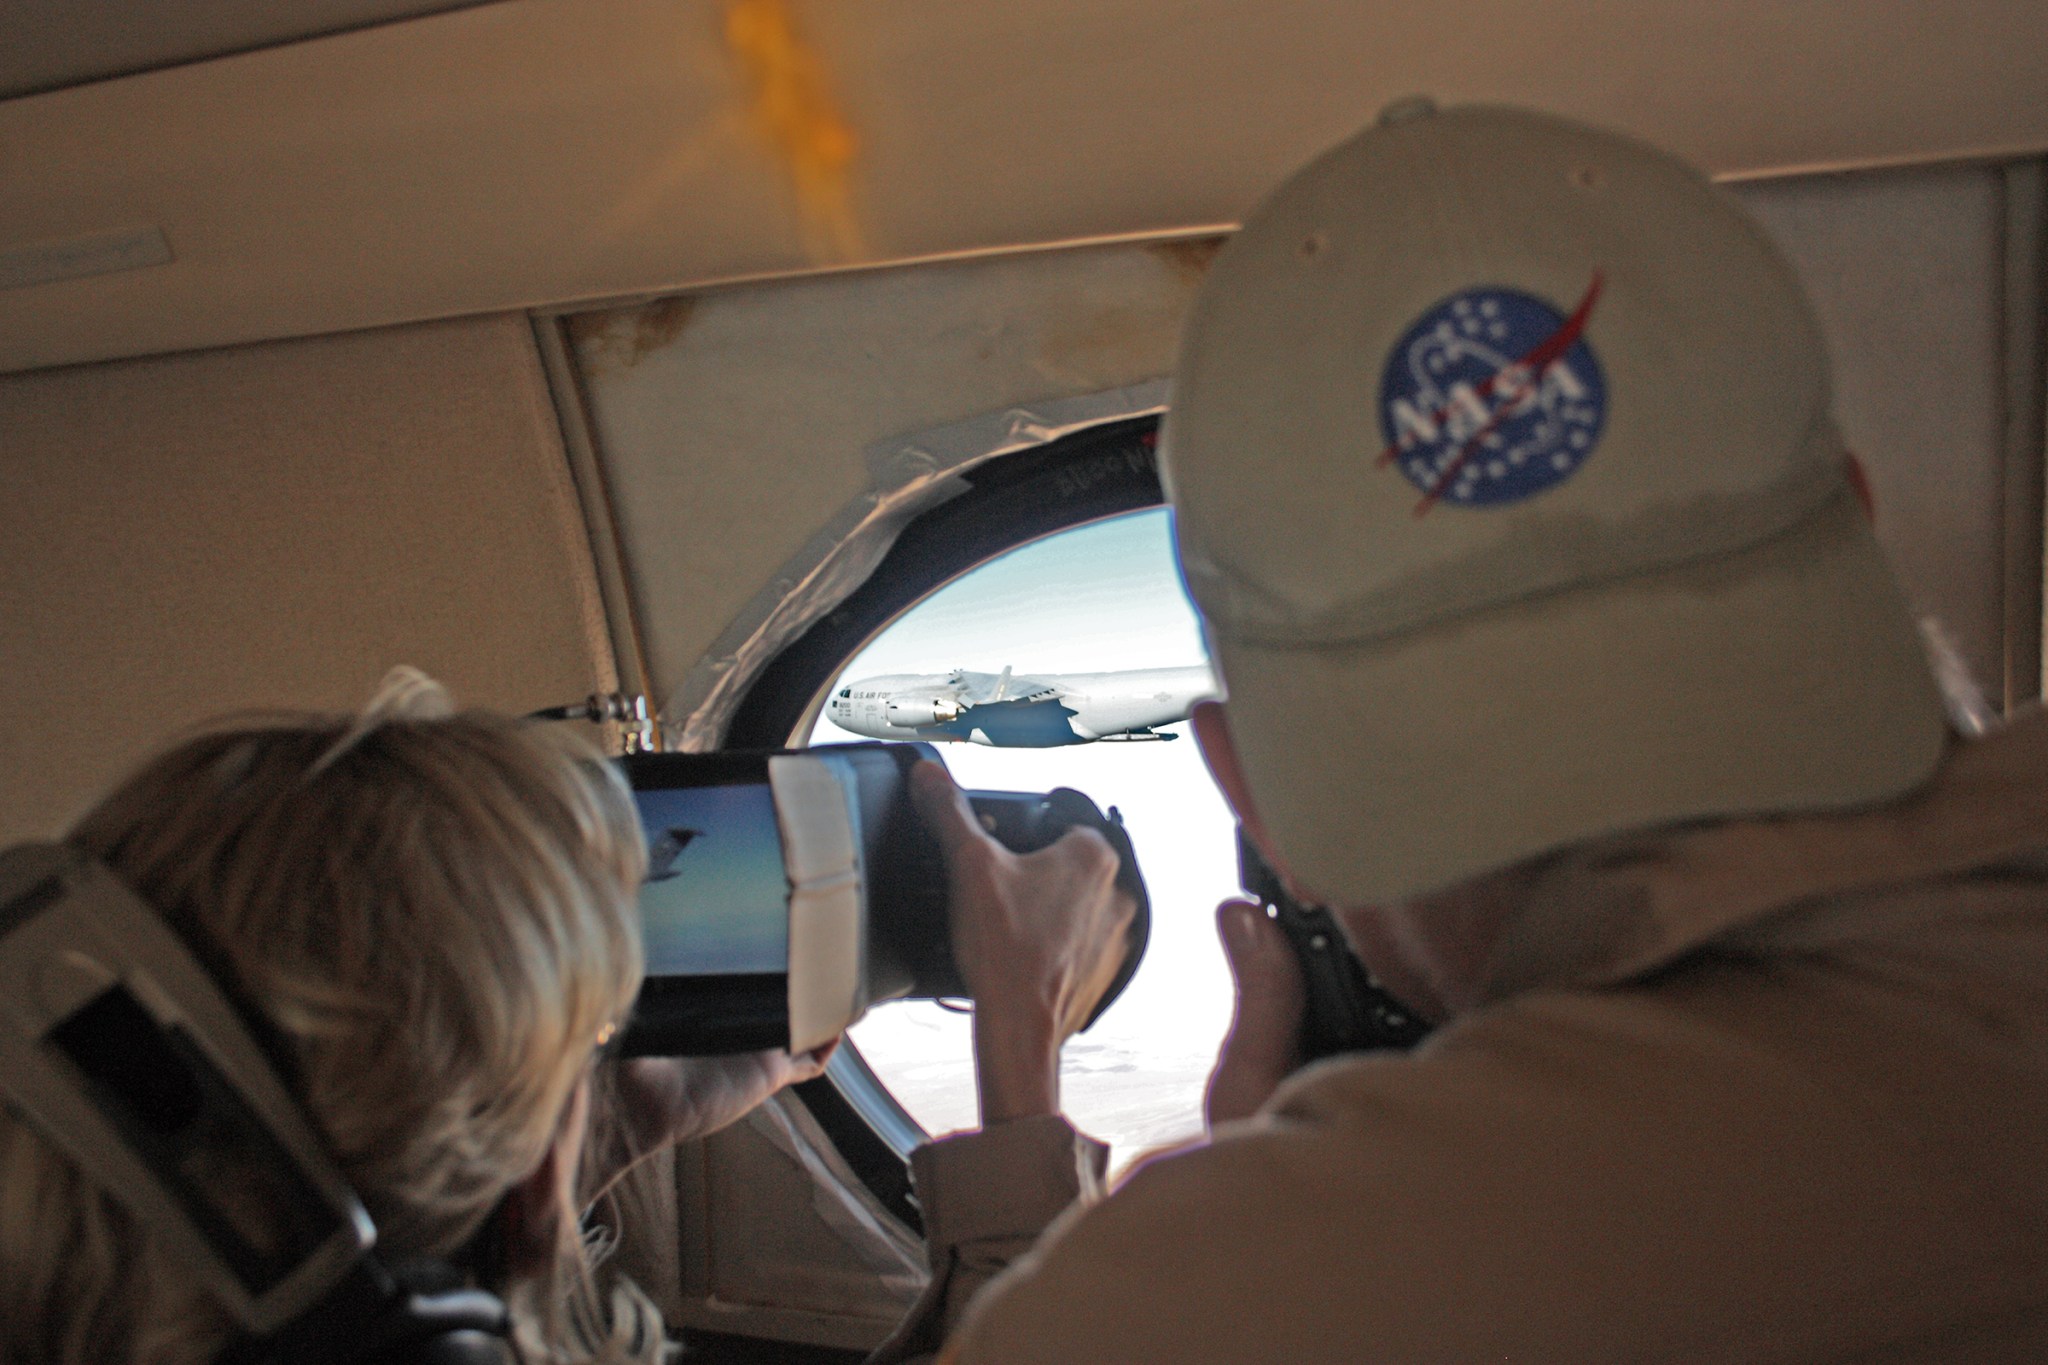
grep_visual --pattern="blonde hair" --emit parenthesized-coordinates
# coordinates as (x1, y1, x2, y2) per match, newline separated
(0, 671, 660, 1364)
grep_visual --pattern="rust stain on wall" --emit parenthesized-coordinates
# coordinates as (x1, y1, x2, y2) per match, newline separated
(569, 295, 699, 370)
(1148, 236, 1228, 289)
(628, 296, 698, 359)
(724, 0, 865, 262)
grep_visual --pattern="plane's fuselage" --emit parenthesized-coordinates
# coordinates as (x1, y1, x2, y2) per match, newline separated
(826, 665, 1215, 747)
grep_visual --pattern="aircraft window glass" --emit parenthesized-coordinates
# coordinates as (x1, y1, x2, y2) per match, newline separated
(809, 508, 1237, 1170)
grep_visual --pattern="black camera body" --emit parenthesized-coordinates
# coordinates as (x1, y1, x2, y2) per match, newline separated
(1236, 831, 1432, 1060)
(873, 781, 1148, 1004)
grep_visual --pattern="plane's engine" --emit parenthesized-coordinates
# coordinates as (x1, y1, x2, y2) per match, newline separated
(887, 695, 963, 726)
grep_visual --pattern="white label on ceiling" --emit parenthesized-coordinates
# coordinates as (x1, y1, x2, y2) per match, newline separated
(0, 225, 173, 291)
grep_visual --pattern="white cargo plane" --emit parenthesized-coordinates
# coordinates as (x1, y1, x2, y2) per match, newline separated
(826, 665, 1216, 747)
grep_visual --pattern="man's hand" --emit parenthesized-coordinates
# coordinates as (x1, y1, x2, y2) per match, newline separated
(1204, 900, 1307, 1128)
(910, 761, 1136, 1127)
(588, 1044, 836, 1200)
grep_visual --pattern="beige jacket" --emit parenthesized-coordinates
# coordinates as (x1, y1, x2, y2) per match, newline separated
(875, 711, 2048, 1363)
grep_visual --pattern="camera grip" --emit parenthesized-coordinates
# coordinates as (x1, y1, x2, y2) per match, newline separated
(888, 785, 1151, 1030)
(1235, 830, 1431, 1060)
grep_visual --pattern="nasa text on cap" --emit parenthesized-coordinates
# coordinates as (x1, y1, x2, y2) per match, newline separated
(1379, 277, 1607, 515)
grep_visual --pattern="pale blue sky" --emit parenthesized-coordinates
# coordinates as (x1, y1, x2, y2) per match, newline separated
(824, 507, 1210, 682)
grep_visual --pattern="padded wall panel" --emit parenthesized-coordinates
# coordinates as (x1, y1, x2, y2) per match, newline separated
(0, 312, 614, 841)
(570, 240, 1210, 715)
(1740, 166, 2009, 693)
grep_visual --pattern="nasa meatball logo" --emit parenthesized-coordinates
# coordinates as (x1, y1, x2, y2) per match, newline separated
(1376, 276, 1607, 514)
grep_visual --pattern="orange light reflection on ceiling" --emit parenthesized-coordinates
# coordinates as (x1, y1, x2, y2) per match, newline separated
(724, 0, 865, 262)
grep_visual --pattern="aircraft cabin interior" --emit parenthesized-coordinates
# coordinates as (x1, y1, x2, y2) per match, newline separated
(2, 3, 2045, 1360)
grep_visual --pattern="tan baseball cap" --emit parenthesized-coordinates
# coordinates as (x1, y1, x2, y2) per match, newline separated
(1162, 101, 1947, 905)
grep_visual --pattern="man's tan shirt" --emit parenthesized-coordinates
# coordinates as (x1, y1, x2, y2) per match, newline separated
(877, 711, 2048, 1363)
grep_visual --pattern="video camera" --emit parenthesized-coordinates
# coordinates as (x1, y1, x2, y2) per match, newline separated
(617, 741, 1152, 1057)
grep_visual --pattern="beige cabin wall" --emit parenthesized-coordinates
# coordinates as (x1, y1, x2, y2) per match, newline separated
(0, 312, 616, 842)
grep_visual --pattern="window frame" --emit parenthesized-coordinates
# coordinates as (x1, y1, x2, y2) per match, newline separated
(724, 414, 1167, 1228)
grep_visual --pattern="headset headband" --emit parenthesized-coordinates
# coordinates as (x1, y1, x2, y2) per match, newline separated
(0, 841, 375, 1332)
(0, 842, 516, 1363)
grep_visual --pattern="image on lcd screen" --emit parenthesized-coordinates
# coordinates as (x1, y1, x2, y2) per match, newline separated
(634, 783, 790, 976)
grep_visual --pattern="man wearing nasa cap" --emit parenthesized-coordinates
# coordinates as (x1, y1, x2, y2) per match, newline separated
(881, 101, 2048, 1363)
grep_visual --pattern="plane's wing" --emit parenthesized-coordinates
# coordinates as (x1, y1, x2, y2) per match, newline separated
(955, 667, 1060, 707)
(969, 680, 1060, 706)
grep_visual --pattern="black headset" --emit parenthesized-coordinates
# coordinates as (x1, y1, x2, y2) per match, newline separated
(0, 843, 514, 1365)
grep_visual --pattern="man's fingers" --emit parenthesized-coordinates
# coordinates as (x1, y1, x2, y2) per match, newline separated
(1219, 900, 1306, 1012)
(1206, 899, 1308, 1128)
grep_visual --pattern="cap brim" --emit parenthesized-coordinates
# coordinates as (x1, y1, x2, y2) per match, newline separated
(1216, 491, 1950, 906)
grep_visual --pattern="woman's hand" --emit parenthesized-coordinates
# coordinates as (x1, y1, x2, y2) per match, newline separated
(910, 761, 1136, 1127)
(586, 1043, 836, 1200)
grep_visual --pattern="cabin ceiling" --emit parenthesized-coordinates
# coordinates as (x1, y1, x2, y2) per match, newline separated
(0, 2, 492, 100)
(2, 0, 2046, 374)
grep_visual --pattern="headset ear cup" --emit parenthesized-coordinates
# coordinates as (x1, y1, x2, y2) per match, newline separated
(234, 1276, 511, 1365)
(363, 1286, 511, 1365)
(397, 1326, 512, 1365)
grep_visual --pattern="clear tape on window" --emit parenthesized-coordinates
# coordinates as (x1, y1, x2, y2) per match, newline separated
(664, 379, 1170, 752)
(746, 1091, 928, 1298)
(1918, 615, 2001, 736)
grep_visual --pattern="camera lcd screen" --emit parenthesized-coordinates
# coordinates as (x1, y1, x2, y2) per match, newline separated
(632, 780, 790, 977)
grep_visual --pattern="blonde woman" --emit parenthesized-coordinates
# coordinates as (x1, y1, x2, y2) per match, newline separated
(0, 670, 831, 1364)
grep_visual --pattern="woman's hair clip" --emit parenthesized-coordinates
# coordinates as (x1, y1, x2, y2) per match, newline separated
(309, 666, 456, 776)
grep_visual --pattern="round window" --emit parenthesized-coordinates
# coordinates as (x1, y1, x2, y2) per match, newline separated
(727, 418, 1244, 1191)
